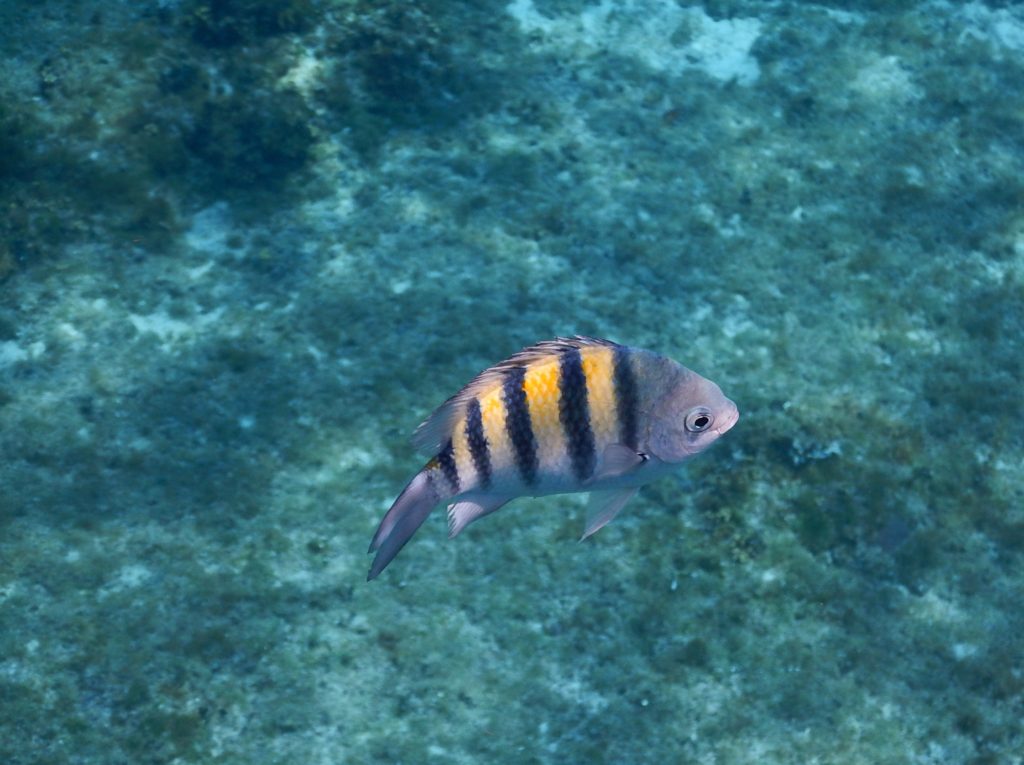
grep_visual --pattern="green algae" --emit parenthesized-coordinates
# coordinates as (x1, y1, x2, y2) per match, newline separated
(316, 1, 506, 158)
(185, 0, 319, 47)
(0, 100, 35, 182)
(185, 90, 316, 188)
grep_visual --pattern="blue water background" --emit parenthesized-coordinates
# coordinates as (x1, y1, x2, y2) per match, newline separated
(0, 1, 1021, 763)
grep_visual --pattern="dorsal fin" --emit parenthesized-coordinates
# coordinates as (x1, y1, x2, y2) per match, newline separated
(411, 336, 619, 455)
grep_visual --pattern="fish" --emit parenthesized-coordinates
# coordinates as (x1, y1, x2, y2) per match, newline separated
(367, 336, 738, 580)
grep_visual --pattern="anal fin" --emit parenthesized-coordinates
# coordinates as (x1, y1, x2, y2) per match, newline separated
(447, 495, 513, 538)
(581, 487, 639, 540)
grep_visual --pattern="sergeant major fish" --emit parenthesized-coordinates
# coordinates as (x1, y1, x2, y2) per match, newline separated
(367, 336, 738, 580)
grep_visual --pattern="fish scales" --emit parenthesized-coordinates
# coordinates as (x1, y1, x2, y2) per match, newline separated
(558, 346, 597, 482)
(367, 336, 738, 580)
(502, 364, 538, 486)
(447, 342, 626, 493)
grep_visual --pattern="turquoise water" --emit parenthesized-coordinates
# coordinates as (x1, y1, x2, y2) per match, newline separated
(1, 1, 1022, 762)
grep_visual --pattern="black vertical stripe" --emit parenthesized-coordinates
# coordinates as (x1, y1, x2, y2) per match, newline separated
(613, 344, 639, 450)
(502, 365, 538, 485)
(558, 347, 596, 481)
(437, 438, 459, 493)
(464, 397, 491, 489)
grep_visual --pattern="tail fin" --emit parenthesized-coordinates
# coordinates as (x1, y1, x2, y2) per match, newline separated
(367, 470, 438, 581)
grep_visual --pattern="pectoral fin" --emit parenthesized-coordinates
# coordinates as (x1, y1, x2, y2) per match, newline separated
(591, 443, 646, 482)
(581, 487, 639, 540)
(447, 495, 513, 538)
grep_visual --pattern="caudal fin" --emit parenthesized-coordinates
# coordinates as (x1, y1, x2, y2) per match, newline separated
(367, 471, 438, 581)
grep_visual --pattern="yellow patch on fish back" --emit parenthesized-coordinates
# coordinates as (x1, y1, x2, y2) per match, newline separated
(450, 414, 476, 486)
(580, 344, 617, 446)
(523, 359, 567, 472)
(411, 336, 619, 457)
(478, 388, 513, 474)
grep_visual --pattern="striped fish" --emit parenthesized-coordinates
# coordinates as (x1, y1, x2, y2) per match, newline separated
(367, 336, 738, 580)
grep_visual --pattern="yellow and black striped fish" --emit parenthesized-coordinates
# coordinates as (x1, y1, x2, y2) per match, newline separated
(367, 336, 738, 580)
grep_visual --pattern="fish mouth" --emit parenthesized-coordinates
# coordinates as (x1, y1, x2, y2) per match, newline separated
(715, 400, 740, 435)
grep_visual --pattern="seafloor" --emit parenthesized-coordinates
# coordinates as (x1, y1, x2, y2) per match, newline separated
(1, 1, 1021, 763)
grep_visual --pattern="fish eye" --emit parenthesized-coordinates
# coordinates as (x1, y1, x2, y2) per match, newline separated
(685, 408, 714, 433)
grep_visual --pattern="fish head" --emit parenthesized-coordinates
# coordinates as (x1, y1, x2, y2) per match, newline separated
(647, 371, 738, 464)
